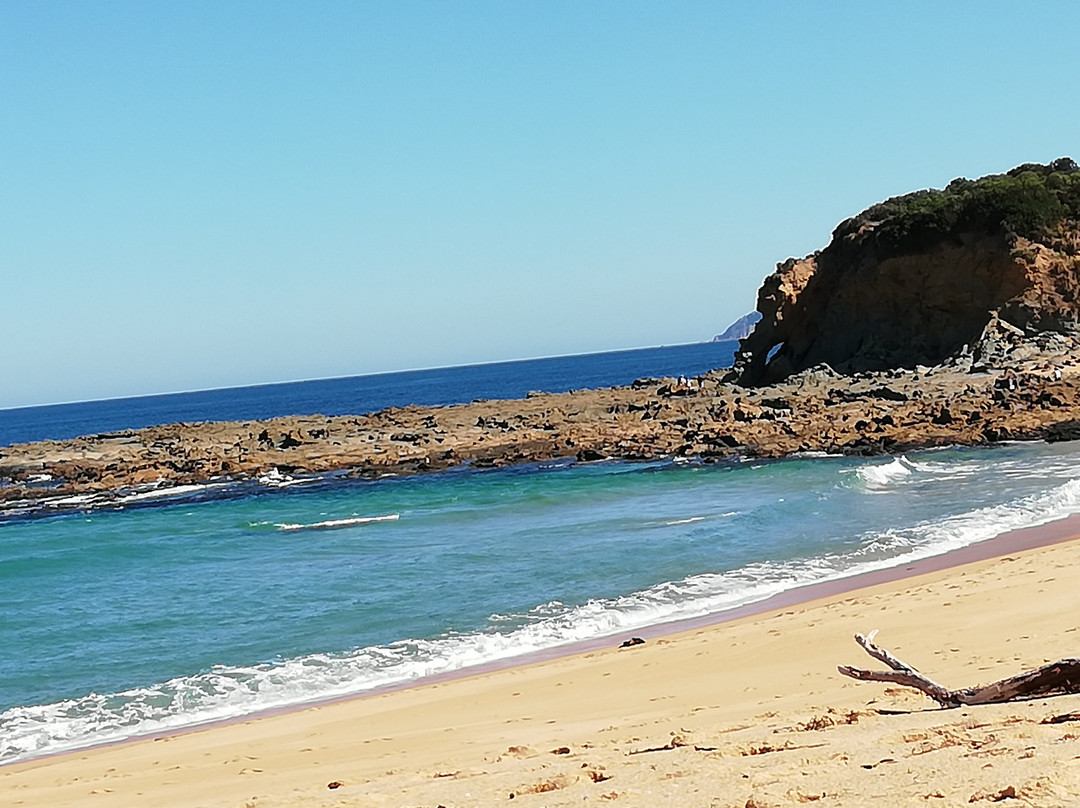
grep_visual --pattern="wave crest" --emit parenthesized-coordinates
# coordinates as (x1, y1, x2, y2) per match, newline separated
(853, 457, 914, 490)
(7, 474, 1080, 765)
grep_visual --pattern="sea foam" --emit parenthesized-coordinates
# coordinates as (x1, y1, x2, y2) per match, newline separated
(852, 456, 914, 490)
(275, 514, 400, 531)
(6, 471, 1080, 765)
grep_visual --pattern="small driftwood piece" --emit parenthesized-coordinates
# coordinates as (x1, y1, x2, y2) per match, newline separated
(838, 631, 1080, 708)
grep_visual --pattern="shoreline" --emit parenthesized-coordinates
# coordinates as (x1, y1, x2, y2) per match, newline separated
(9, 518, 1080, 806)
(5, 348, 1080, 517)
(377, 507, 1080, 693)
(9, 508, 1080, 772)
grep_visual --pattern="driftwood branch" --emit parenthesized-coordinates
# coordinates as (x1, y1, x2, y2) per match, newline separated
(838, 632, 1080, 708)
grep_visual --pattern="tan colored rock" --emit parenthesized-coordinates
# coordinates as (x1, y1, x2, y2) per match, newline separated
(733, 162, 1080, 386)
(6, 162, 1080, 514)
(3, 353, 1080, 515)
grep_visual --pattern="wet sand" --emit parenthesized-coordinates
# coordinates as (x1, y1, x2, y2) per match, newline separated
(6, 516, 1080, 807)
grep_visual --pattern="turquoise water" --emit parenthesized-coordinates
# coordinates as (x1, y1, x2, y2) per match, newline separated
(6, 441, 1080, 763)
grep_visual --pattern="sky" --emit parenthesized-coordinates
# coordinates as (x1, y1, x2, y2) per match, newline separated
(2, 1, 1078, 409)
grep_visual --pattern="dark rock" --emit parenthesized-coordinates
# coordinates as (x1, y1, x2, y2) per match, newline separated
(932, 408, 954, 425)
(760, 397, 792, 410)
(278, 433, 303, 450)
(1046, 420, 1080, 443)
(843, 436, 897, 456)
(576, 449, 605, 462)
(866, 387, 909, 402)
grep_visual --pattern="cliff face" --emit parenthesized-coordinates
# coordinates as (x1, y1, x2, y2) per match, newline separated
(733, 159, 1080, 385)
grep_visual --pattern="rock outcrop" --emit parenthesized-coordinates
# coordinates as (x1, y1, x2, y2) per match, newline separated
(4, 347, 1080, 518)
(732, 159, 1080, 386)
(5, 159, 1080, 517)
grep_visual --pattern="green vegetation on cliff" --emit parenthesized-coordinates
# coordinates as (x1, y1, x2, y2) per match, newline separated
(835, 157, 1080, 253)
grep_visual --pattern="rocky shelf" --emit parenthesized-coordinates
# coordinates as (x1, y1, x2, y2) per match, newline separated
(6, 158, 1080, 517)
(3, 337, 1080, 518)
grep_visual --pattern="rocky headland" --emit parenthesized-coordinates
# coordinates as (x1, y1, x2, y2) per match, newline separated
(5, 159, 1080, 517)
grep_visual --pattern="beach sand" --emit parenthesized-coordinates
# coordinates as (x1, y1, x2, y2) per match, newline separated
(7, 524, 1080, 807)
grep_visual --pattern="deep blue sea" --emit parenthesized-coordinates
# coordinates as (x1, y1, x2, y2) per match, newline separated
(5, 342, 1080, 765)
(0, 341, 739, 447)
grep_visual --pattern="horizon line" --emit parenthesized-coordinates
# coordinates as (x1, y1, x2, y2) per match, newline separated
(2, 338, 734, 413)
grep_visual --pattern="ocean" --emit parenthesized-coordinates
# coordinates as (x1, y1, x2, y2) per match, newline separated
(0, 341, 739, 447)
(5, 341, 1080, 765)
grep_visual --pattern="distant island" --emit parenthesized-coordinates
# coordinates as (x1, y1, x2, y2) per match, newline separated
(713, 311, 762, 342)
(4, 159, 1080, 516)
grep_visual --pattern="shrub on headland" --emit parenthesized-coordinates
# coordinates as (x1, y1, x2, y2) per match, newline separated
(833, 158, 1080, 254)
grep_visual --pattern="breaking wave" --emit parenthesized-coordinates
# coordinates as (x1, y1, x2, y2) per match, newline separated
(6, 474, 1080, 765)
(274, 514, 400, 531)
(852, 456, 915, 490)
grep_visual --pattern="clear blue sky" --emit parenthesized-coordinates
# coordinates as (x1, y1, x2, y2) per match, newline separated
(3, 1, 1078, 409)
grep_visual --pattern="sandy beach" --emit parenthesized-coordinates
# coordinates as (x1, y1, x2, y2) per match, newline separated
(7, 6, 1080, 804)
(6, 519, 1080, 808)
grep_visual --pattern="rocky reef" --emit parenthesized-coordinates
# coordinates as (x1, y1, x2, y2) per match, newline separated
(731, 159, 1080, 385)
